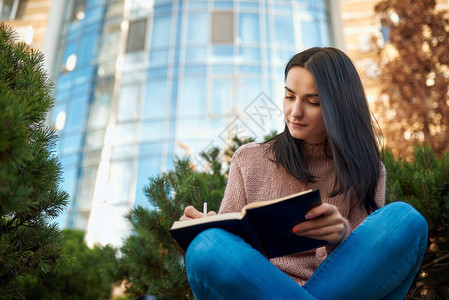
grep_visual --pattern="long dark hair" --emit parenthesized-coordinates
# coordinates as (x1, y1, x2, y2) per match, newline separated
(268, 47, 382, 214)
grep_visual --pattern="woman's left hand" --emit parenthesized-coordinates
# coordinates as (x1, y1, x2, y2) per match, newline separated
(292, 203, 346, 244)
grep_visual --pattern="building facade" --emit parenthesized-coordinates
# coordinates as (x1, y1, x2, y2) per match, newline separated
(1, 0, 52, 49)
(47, 0, 337, 246)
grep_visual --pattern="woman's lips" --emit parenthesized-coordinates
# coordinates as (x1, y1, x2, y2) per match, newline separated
(290, 121, 307, 128)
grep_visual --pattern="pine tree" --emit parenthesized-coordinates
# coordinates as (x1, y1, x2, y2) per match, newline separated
(0, 24, 69, 298)
(21, 229, 119, 300)
(374, 0, 449, 158)
(117, 136, 258, 299)
(382, 145, 449, 298)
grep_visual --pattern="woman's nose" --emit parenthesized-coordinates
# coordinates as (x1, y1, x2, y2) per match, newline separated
(291, 100, 304, 119)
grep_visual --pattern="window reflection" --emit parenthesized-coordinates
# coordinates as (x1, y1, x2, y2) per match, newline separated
(135, 157, 160, 207)
(211, 78, 233, 115)
(274, 15, 295, 45)
(179, 78, 206, 117)
(108, 160, 132, 205)
(126, 19, 147, 52)
(211, 11, 233, 44)
(143, 79, 167, 119)
(118, 84, 140, 122)
(239, 13, 260, 44)
(65, 96, 88, 133)
(186, 13, 209, 45)
(151, 15, 171, 48)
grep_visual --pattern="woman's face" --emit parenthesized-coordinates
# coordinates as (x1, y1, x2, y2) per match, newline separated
(283, 66, 327, 144)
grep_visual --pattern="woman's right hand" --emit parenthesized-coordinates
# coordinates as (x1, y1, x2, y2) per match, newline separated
(179, 206, 217, 221)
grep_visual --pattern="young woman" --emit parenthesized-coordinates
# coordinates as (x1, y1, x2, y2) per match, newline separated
(181, 47, 428, 299)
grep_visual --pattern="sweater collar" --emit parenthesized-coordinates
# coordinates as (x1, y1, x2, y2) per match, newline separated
(302, 140, 332, 160)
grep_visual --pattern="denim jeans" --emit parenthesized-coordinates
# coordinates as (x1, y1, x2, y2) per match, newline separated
(186, 202, 428, 299)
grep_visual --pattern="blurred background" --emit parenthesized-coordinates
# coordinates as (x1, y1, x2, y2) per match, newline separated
(2, 0, 448, 249)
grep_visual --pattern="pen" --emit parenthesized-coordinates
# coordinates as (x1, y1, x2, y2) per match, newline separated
(203, 202, 207, 218)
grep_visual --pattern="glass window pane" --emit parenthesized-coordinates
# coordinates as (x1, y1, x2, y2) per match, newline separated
(178, 78, 206, 117)
(78, 31, 97, 67)
(140, 121, 166, 142)
(85, 129, 105, 151)
(65, 95, 88, 133)
(0, 0, 15, 20)
(60, 133, 83, 154)
(184, 47, 207, 64)
(301, 20, 320, 47)
(239, 46, 260, 63)
(108, 161, 132, 205)
(135, 157, 160, 208)
(274, 15, 295, 45)
(89, 85, 112, 129)
(118, 84, 140, 122)
(211, 79, 233, 115)
(239, 13, 259, 44)
(149, 49, 169, 66)
(127, 19, 147, 52)
(143, 79, 167, 119)
(211, 11, 233, 44)
(151, 16, 171, 48)
(187, 13, 209, 45)
(77, 165, 97, 210)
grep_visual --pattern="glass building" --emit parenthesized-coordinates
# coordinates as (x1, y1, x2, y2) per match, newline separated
(50, 0, 337, 247)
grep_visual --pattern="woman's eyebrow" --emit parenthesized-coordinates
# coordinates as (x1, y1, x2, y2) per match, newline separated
(304, 93, 319, 98)
(284, 86, 296, 94)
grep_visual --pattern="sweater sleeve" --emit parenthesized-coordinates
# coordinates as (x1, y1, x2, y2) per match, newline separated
(219, 150, 248, 214)
(324, 162, 387, 254)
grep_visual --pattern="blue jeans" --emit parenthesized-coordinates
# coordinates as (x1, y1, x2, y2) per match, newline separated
(186, 202, 428, 299)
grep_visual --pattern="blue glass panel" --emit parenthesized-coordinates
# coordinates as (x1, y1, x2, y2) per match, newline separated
(301, 20, 320, 47)
(211, 79, 233, 115)
(240, 65, 262, 74)
(212, 45, 234, 57)
(154, 3, 172, 14)
(60, 165, 78, 197)
(239, 46, 261, 62)
(65, 95, 89, 133)
(139, 142, 163, 158)
(134, 157, 160, 208)
(61, 132, 84, 154)
(239, 13, 260, 44)
(77, 31, 97, 67)
(188, 2, 208, 10)
(184, 65, 206, 75)
(185, 47, 207, 63)
(50, 103, 67, 125)
(178, 78, 206, 117)
(186, 13, 209, 45)
(211, 64, 233, 74)
(149, 49, 169, 66)
(274, 48, 295, 65)
(147, 67, 168, 79)
(214, 1, 233, 8)
(240, 2, 259, 9)
(274, 15, 295, 46)
(140, 121, 166, 142)
(151, 16, 171, 48)
(143, 79, 167, 119)
(319, 20, 329, 45)
(118, 84, 139, 122)
(237, 78, 262, 110)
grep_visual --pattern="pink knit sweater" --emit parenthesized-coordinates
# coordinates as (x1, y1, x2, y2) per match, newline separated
(219, 141, 386, 285)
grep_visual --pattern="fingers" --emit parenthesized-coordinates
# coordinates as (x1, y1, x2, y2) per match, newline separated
(293, 203, 346, 243)
(294, 222, 346, 243)
(305, 203, 336, 219)
(179, 206, 217, 221)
